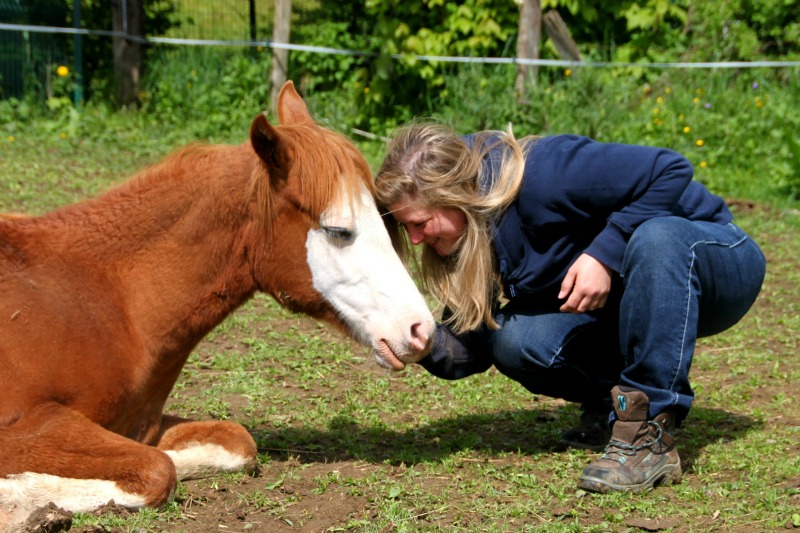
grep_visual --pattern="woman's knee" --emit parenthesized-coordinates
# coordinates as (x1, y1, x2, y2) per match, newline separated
(492, 321, 557, 373)
(623, 217, 695, 278)
(627, 217, 687, 255)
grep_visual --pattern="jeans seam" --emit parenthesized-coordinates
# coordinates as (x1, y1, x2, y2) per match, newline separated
(687, 232, 748, 251)
(668, 232, 748, 395)
(671, 248, 696, 395)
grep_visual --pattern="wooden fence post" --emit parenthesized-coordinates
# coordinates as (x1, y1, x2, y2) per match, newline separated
(515, 0, 541, 104)
(111, 0, 142, 107)
(543, 10, 581, 62)
(269, 0, 292, 116)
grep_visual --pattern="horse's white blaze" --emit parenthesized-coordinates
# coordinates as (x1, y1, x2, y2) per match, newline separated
(0, 472, 148, 527)
(306, 181, 435, 369)
(164, 443, 256, 480)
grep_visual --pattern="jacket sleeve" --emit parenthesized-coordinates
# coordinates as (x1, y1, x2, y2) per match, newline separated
(582, 143, 695, 272)
(526, 136, 696, 273)
(416, 322, 494, 380)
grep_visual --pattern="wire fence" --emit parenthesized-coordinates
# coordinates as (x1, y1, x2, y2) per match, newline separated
(0, 0, 277, 100)
(1, 0, 71, 99)
(2, 0, 799, 102)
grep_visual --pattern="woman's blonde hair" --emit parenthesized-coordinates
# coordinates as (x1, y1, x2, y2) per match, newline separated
(375, 121, 537, 334)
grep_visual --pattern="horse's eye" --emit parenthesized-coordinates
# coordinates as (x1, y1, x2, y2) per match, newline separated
(322, 226, 354, 242)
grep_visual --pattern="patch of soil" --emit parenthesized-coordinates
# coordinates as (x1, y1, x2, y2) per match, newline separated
(23, 503, 72, 533)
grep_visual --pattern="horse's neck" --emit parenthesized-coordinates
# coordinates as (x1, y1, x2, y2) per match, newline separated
(53, 145, 261, 352)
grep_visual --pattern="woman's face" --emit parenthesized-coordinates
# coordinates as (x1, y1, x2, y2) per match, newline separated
(386, 195, 467, 257)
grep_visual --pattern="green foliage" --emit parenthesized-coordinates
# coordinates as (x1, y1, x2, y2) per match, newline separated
(683, 0, 800, 61)
(3, 50, 799, 200)
(5, 1, 800, 196)
(7, 1, 180, 103)
(430, 65, 800, 200)
(291, 0, 374, 91)
(139, 46, 270, 140)
(75, 0, 179, 102)
(328, 0, 521, 130)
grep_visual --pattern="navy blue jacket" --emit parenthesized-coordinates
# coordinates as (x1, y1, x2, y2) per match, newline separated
(420, 134, 733, 379)
(485, 134, 732, 299)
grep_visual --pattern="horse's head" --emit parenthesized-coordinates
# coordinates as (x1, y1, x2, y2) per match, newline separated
(247, 82, 435, 370)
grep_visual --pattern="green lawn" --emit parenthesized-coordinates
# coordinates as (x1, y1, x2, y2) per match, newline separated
(1, 114, 799, 532)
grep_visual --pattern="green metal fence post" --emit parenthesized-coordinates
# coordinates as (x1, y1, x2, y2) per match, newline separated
(72, 0, 83, 105)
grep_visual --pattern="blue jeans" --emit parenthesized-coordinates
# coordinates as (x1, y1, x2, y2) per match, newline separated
(492, 217, 766, 424)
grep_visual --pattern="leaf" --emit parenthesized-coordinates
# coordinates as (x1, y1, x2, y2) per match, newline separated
(783, 126, 800, 175)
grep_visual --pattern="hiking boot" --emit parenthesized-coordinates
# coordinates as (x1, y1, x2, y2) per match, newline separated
(577, 386, 682, 492)
(559, 404, 611, 451)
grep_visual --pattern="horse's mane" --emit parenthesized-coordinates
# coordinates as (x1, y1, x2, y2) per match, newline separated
(249, 124, 373, 229)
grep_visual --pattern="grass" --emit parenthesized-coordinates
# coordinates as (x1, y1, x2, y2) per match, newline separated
(2, 92, 800, 532)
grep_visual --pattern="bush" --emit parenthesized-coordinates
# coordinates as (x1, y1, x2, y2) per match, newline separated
(432, 65, 800, 201)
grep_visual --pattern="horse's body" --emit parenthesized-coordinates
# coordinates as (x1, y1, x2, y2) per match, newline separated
(0, 82, 435, 529)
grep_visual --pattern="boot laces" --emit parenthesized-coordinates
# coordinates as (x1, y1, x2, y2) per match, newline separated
(602, 420, 665, 462)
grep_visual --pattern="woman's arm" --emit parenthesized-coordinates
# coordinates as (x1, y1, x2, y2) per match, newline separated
(417, 323, 494, 380)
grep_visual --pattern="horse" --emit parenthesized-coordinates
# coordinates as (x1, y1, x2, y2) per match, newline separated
(0, 81, 435, 530)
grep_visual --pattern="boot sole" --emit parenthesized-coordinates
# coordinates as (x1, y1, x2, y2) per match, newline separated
(577, 464, 682, 493)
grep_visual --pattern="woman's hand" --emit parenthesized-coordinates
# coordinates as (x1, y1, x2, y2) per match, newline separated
(558, 254, 612, 313)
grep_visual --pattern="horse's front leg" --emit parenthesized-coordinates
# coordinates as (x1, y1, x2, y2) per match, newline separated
(0, 402, 177, 531)
(155, 415, 258, 480)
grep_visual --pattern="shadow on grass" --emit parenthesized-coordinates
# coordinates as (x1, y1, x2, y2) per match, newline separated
(251, 405, 760, 469)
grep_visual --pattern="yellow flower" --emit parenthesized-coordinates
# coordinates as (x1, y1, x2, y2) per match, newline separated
(56, 65, 69, 77)
(696, 88, 703, 95)
(59, 132, 67, 139)
(696, 139, 705, 147)
(683, 126, 691, 134)
(564, 68, 572, 77)
(664, 87, 672, 95)
(7, 136, 15, 142)
(364, 86, 370, 94)
(754, 96, 764, 108)
(652, 107, 660, 115)
(257, 46, 264, 52)
(700, 161, 708, 168)
(692, 97, 700, 104)
(656, 96, 664, 104)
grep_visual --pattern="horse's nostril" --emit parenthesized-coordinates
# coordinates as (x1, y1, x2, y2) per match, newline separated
(409, 321, 432, 352)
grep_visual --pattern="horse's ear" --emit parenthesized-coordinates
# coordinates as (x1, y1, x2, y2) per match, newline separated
(250, 113, 289, 171)
(276, 81, 314, 126)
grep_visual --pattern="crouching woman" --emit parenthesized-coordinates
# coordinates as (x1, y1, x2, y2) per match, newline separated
(374, 122, 766, 492)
